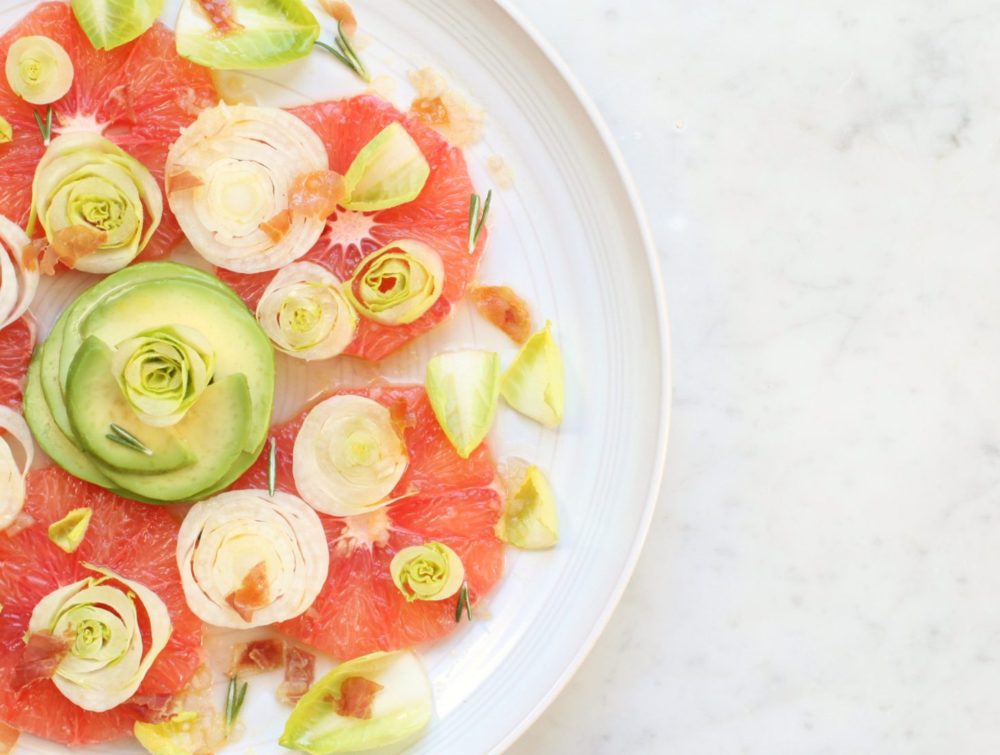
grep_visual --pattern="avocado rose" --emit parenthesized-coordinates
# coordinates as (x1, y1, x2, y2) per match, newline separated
(29, 132, 163, 274)
(23, 262, 275, 504)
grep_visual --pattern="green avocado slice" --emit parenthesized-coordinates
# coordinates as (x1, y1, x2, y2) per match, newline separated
(65, 337, 197, 474)
(96, 373, 253, 501)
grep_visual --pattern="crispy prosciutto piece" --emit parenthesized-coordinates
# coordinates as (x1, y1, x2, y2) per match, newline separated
(230, 638, 286, 676)
(290, 170, 345, 220)
(319, 0, 358, 35)
(260, 210, 293, 243)
(276, 646, 315, 705)
(167, 168, 204, 194)
(333, 676, 384, 720)
(195, 0, 244, 34)
(126, 693, 175, 724)
(224, 561, 270, 623)
(470, 285, 533, 344)
(0, 722, 18, 754)
(51, 226, 107, 269)
(12, 632, 70, 692)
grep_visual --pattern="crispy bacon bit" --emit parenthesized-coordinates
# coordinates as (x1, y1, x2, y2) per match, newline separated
(260, 209, 293, 243)
(289, 171, 345, 220)
(276, 646, 315, 705)
(319, 0, 358, 36)
(0, 722, 19, 754)
(127, 693, 175, 724)
(225, 561, 270, 623)
(3, 510, 34, 537)
(330, 676, 383, 720)
(195, 0, 245, 35)
(411, 96, 450, 127)
(230, 638, 286, 676)
(168, 168, 204, 194)
(51, 226, 107, 268)
(12, 632, 70, 692)
(23, 239, 59, 276)
(470, 285, 533, 344)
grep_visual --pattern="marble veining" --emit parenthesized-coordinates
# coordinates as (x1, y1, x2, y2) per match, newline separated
(508, 1, 1000, 753)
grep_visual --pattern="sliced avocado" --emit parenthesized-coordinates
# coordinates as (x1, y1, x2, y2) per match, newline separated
(38, 317, 72, 437)
(78, 277, 274, 454)
(65, 337, 197, 474)
(23, 353, 113, 488)
(97, 373, 253, 502)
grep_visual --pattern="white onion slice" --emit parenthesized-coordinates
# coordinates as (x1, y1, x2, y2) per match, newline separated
(0, 215, 38, 330)
(176, 490, 329, 629)
(165, 103, 329, 273)
(293, 394, 409, 517)
(0, 406, 34, 531)
(256, 262, 357, 361)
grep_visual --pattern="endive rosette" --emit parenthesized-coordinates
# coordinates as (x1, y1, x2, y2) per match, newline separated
(0, 214, 39, 331)
(27, 564, 171, 712)
(0, 406, 34, 531)
(390, 542, 464, 602)
(110, 325, 216, 427)
(293, 395, 409, 517)
(347, 241, 444, 326)
(29, 132, 163, 274)
(165, 103, 331, 273)
(256, 262, 357, 360)
(176, 490, 329, 629)
(5, 35, 73, 105)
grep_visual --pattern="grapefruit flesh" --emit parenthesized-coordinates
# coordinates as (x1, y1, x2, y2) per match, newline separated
(231, 384, 504, 659)
(218, 95, 487, 361)
(0, 318, 34, 409)
(0, 467, 202, 746)
(0, 2, 217, 262)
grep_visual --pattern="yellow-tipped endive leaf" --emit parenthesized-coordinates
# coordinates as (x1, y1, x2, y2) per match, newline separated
(176, 0, 320, 71)
(342, 123, 430, 212)
(0, 406, 33, 531)
(496, 459, 559, 549)
(47, 507, 93, 554)
(0, 215, 39, 331)
(176, 490, 329, 629)
(500, 322, 564, 428)
(166, 103, 329, 273)
(5, 36, 73, 105)
(280, 651, 432, 754)
(29, 132, 163, 274)
(71, 0, 166, 51)
(390, 542, 465, 602)
(347, 240, 444, 326)
(293, 395, 409, 516)
(134, 712, 200, 755)
(110, 325, 216, 427)
(257, 262, 357, 360)
(425, 350, 501, 459)
(28, 564, 171, 712)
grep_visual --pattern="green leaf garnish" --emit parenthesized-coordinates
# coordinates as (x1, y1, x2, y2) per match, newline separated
(225, 674, 249, 736)
(468, 190, 492, 253)
(315, 22, 369, 82)
(33, 105, 53, 146)
(106, 423, 153, 456)
(455, 581, 472, 623)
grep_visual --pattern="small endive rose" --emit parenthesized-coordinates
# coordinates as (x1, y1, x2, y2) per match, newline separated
(347, 240, 444, 325)
(5, 35, 73, 105)
(390, 541, 465, 602)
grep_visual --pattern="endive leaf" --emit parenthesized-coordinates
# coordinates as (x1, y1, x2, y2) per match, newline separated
(72, 0, 166, 51)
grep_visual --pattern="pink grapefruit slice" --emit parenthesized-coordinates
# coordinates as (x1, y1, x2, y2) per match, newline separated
(0, 317, 34, 409)
(218, 95, 487, 361)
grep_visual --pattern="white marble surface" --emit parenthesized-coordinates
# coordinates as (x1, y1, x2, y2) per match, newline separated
(507, 1, 1000, 753)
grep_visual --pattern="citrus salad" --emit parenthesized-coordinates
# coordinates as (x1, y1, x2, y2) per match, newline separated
(0, 2, 564, 753)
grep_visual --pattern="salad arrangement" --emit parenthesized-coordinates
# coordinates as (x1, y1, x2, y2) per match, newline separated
(0, 1, 564, 753)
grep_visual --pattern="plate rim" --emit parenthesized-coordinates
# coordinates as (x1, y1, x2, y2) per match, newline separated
(485, 1, 673, 751)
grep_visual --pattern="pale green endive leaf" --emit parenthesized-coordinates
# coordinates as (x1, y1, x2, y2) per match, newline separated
(425, 350, 500, 459)
(342, 123, 430, 212)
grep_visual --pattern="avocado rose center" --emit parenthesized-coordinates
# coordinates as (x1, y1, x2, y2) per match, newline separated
(23, 262, 276, 504)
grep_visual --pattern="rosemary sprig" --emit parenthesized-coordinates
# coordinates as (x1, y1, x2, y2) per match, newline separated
(454, 581, 472, 623)
(468, 190, 492, 253)
(315, 22, 369, 82)
(106, 424, 153, 456)
(224, 675, 249, 736)
(267, 438, 277, 497)
(33, 105, 53, 146)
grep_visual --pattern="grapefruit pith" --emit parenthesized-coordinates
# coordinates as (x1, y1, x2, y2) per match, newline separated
(0, 467, 203, 745)
(230, 384, 504, 659)
(0, 317, 34, 409)
(0, 2, 217, 263)
(218, 95, 487, 361)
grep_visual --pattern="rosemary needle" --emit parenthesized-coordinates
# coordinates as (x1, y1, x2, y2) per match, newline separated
(225, 675, 249, 736)
(316, 22, 370, 82)
(106, 424, 153, 456)
(33, 105, 53, 146)
(454, 582, 472, 623)
(468, 190, 492, 253)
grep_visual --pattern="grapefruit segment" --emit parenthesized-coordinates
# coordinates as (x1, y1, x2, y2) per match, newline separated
(0, 3, 216, 262)
(230, 384, 503, 660)
(0, 467, 202, 745)
(218, 95, 487, 360)
(0, 317, 34, 409)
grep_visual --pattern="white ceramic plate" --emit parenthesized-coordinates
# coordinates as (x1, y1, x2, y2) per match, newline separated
(4, 0, 669, 752)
